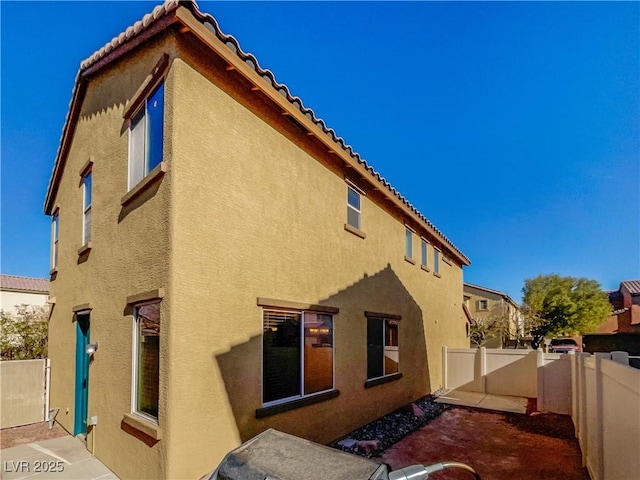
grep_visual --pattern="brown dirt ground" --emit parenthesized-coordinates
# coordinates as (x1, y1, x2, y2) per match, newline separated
(0, 422, 69, 449)
(380, 407, 589, 480)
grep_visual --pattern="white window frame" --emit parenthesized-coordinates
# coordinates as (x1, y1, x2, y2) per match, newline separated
(51, 210, 59, 270)
(478, 299, 488, 311)
(405, 227, 413, 259)
(346, 185, 362, 230)
(82, 171, 91, 245)
(261, 309, 335, 408)
(131, 300, 161, 424)
(420, 238, 428, 268)
(127, 82, 164, 191)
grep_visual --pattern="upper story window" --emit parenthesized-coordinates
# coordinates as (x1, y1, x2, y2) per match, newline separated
(405, 228, 413, 260)
(434, 248, 440, 275)
(51, 211, 59, 270)
(262, 309, 334, 405)
(478, 299, 488, 311)
(129, 82, 164, 190)
(82, 171, 92, 245)
(421, 238, 428, 269)
(346, 185, 361, 230)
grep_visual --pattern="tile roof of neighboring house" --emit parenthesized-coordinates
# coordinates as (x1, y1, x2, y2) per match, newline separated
(464, 282, 519, 308)
(43, 0, 470, 266)
(0, 275, 49, 293)
(621, 280, 640, 295)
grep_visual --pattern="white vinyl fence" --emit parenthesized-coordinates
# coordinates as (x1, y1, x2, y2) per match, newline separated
(0, 359, 50, 428)
(572, 352, 640, 480)
(442, 347, 569, 413)
(442, 347, 640, 480)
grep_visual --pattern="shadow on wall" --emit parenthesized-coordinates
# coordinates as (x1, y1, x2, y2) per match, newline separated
(215, 264, 429, 444)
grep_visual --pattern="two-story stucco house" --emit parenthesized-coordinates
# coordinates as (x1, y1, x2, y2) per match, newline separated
(44, 2, 471, 478)
(464, 282, 522, 347)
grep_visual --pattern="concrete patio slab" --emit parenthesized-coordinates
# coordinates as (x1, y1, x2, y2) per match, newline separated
(435, 389, 528, 414)
(0, 435, 118, 480)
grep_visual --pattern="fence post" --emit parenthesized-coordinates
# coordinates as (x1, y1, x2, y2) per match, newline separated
(480, 347, 487, 393)
(594, 353, 607, 480)
(536, 350, 544, 412)
(610, 351, 629, 366)
(44, 358, 51, 424)
(568, 351, 577, 434)
(578, 354, 588, 467)
(442, 346, 448, 391)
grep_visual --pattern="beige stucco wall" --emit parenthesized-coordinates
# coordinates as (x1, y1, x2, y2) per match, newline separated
(1, 291, 48, 313)
(46, 33, 177, 479)
(164, 41, 467, 478)
(47, 28, 468, 480)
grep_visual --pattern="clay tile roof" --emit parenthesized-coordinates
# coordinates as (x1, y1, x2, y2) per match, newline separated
(44, 0, 470, 265)
(0, 274, 49, 293)
(621, 280, 640, 295)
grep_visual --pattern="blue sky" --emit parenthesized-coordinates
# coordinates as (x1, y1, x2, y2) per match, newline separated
(1, 1, 638, 302)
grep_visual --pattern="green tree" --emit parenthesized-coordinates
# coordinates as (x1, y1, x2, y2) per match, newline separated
(522, 274, 610, 348)
(0, 305, 49, 360)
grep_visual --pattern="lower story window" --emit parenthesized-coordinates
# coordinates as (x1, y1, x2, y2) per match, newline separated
(367, 316, 399, 379)
(133, 301, 160, 420)
(262, 309, 334, 405)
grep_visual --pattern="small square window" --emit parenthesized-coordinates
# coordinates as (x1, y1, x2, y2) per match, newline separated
(478, 300, 488, 311)
(346, 186, 361, 230)
(129, 82, 164, 190)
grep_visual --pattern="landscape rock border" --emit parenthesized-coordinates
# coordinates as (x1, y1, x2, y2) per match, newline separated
(330, 394, 450, 458)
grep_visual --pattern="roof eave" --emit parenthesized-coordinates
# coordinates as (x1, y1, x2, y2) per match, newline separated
(43, 5, 183, 215)
(43, 1, 471, 266)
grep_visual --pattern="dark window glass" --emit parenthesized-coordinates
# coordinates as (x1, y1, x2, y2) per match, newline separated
(263, 311, 301, 403)
(367, 317, 384, 379)
(146, 83, 164, 172)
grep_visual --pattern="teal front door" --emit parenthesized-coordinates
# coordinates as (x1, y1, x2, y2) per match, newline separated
(74, 314, 90, 436)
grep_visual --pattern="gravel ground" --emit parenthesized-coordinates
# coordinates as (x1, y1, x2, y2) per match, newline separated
(330, 394, 450, 458)
(0, 421, 68, 449)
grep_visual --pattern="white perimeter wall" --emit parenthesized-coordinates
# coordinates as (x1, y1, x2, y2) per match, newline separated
(1, 291, 48, 314)
(0, 359, 49, 428)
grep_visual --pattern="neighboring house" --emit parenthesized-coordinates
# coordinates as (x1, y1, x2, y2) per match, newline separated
(597, 280, 640, 334)
(463, 282, 522, 348)
(43, 2, 470, 478)
(0, 274, 49, 314)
